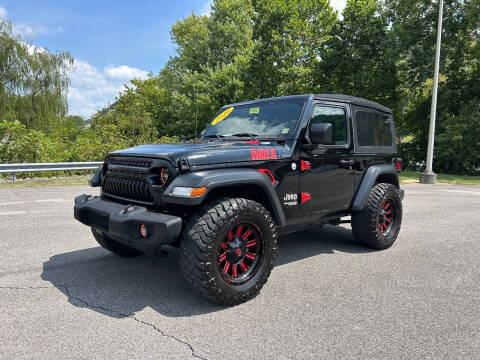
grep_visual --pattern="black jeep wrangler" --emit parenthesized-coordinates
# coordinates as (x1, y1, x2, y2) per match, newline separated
(74, 94, 404, 305)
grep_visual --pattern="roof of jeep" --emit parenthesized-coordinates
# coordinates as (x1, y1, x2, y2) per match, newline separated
(225, 94, 392, 114)
(314, 94, 392, 114)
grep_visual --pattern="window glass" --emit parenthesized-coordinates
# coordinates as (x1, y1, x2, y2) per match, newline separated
(356, 111, 393, 147)
(203, 99, 306, 139)
(310, 106, 347, 145)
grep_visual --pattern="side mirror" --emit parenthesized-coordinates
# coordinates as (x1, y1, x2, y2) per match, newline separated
(310, 123, 333, 145)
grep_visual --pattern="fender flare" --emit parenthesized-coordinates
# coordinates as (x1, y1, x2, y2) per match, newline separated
(351, 164, 399, 211)
(162, 168, 286, 226)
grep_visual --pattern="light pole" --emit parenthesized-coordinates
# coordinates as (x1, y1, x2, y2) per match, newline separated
(420, 0, 444, 184)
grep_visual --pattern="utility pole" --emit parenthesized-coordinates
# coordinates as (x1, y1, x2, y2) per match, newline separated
(420, 0, 443, 184)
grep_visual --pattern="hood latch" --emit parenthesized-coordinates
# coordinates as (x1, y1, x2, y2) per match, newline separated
(178, 157, 190, 173)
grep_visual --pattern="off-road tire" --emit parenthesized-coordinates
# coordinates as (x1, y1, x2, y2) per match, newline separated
(180, 197, 278, 306)
(351, 183, 402, 250)
(91, 228, 143, 257)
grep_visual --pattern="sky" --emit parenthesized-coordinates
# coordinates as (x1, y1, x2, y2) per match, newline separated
(0, 0, 346, 119)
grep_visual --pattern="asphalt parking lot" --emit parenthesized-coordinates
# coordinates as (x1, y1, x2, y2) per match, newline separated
(0, 183, 479, 359)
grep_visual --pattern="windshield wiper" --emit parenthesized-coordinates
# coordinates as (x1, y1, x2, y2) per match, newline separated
(229, 133, 258, 138)
(203, 134, 225, 141)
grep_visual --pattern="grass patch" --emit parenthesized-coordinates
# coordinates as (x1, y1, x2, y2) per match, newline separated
(400, 171, 480, 185)
(1, 171, 479, 188)
(0, 175, 89, 188)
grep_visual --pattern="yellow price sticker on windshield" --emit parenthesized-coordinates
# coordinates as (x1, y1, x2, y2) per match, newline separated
(212, 107, 234, 125)
(249, 107, 260, 114)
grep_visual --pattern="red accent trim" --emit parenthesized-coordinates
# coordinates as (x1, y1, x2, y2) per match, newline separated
(232, 264, 238, 278)
(244, 140, 260, 145)
(235, 225, 243, 238)
(140, 224, 148, 238)
(245, 241, 256, 247)
(300, 193, 311, 203)
(379, 199, 394, 234)
(245, 253, 255, 260)
(242, 229, 252, 240)
(223, 262, 230, 274)
(239, 261, 248, 272)
(160, 168, 168, 185)
(258, 169, 275, 185)
(300, 160, 311, 172)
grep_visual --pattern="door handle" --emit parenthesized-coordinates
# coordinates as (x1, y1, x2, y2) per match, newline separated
(340, 159, 355, 171)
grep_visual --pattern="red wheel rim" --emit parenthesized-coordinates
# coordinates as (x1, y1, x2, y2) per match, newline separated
(378, 199, 395, 235)
(217, 222, 263, 285)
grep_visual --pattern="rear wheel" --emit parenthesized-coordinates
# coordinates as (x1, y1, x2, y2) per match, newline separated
(91, 228, 143, 257)
(351, 183, 402, 249)
(180, 197, 278, 306)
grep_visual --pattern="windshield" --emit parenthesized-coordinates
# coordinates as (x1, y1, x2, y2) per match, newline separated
(202, 98, 306, 139)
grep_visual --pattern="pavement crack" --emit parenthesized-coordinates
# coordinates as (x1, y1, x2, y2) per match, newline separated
(60, 284, 207, 360)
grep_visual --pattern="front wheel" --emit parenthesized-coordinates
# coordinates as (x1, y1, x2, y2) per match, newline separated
(180, 197, 278, 306)
(351, 183, 402, 249)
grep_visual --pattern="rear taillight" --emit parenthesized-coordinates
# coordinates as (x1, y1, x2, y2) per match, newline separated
(395, 158, 402, 171)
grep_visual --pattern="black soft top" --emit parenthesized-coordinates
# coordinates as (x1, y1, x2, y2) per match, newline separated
(226, 94, 392, 114)
(314, 94, 392, 114)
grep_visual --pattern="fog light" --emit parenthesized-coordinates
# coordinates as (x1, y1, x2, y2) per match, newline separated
(140, 224, 148, 238)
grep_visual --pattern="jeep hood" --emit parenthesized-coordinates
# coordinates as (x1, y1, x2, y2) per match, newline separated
(110, 141, 294, 167)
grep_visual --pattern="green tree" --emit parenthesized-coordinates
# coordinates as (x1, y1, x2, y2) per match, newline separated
(82, 0, 480, 174)
(0, 19, 73, 132)
(316, 0, 397, 108)
(388, 0, 480, 173)
(250, 0, 337, 97)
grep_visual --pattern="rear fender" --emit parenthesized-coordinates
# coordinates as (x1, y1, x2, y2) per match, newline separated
(352, 164, 400, 211)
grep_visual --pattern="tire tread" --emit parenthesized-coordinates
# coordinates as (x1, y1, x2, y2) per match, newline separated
(180, 197, 277, 306)
(351, 183, 402, 250)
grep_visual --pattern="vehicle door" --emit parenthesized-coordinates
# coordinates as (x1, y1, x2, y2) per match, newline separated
(299, 102, 356, 216)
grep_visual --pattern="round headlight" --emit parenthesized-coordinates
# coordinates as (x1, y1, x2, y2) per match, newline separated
(160, 167, 169, 185)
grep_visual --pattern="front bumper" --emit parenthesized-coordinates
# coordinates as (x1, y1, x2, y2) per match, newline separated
(74, 194, 182, 254)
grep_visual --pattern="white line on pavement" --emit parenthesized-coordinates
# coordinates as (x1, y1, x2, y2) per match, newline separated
(0, 199, 69, 207)
(0, 201, 26, 206)
(0, 211, 26, 216)
(435, 189, 480, 196)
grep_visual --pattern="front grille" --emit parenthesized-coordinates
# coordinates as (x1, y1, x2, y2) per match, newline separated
(102, 175, 154, 204)
(101, 157, 156, 204)
(109, 159, 152, 168)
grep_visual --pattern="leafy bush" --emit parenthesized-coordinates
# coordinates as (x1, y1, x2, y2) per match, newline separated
(0, 120, 53, 163)
(399, 100, 480, 175)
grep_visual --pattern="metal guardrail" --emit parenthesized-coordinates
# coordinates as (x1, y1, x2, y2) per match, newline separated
(0, 162, 103, 181)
